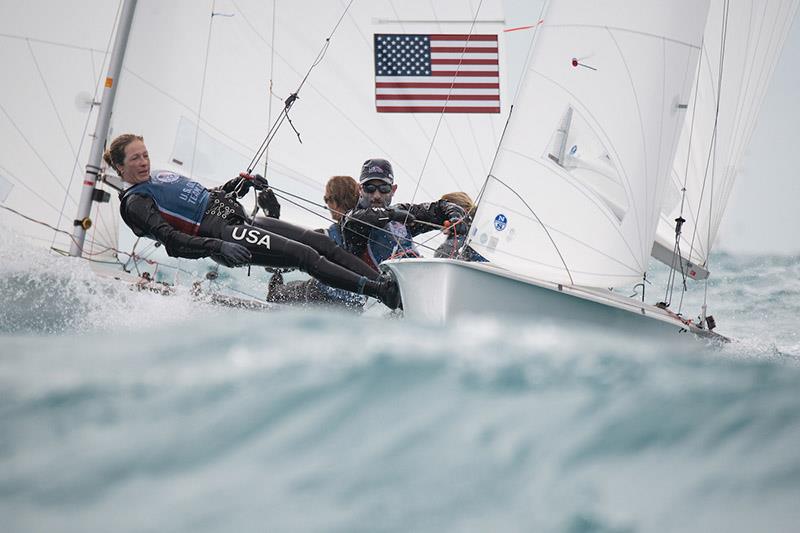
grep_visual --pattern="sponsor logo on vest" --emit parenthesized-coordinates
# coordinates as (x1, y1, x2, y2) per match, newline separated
(231, 227, 271, 248)
(154, 171, 180, 183)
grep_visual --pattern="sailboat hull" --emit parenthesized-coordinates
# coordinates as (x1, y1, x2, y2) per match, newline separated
(383, 258, 725, 342)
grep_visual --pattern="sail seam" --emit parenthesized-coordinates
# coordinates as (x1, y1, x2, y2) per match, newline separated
(607, 28, 647, 271)
(545, 24, 704, 50)
(517, 71, 643, 269)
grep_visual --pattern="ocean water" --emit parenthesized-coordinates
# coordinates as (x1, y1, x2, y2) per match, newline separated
(1, 237, 799, 533)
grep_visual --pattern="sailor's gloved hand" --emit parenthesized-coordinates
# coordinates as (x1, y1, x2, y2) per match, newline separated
(387, 207, 415, 224)
(212, 241, 252, 267)
(350, 207, 392, 228)
(257, 188, 281, 219)
(444, 216, 469, 236)
(249, 174, 269, 191)
(221, 174, 252, 198)
(443, 203, 468, 235)
(221, 173, 269, 198)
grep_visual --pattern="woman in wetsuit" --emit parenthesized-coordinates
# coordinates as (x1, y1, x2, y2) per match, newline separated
(104, 133, 400, 309)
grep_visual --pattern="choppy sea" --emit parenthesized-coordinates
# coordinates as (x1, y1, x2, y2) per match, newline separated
(1, 234, 799, 533)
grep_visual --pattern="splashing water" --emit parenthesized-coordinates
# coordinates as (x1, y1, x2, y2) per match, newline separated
(1, 236, 799, 532)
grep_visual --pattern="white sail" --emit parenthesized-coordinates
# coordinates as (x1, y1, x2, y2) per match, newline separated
(654, 0, 800, 274)
(1, 0, 508, 264)
(468, 0, 710, 288)
(0, 1, 119, 255)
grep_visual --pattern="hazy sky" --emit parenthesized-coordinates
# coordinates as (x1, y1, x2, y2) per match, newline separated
(717, 12, 800, 255)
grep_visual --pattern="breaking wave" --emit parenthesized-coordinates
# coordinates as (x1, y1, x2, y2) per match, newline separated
(1, 236, 799, 532)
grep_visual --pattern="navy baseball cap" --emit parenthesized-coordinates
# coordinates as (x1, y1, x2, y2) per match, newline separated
(359, 158, 394, 184)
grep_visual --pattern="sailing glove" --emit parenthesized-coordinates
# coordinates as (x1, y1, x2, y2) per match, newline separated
(249, 174, 269, 191)
(350, 207, 391, 227)
(221, 173, 269, 198)
(257, 189, 281, 219)
(387, 207, 415, 224)
(212, 241, 252, 267)
(443, 203, 468, 235)
(446, 217, 469, 236)
(350, 207, 416, 228)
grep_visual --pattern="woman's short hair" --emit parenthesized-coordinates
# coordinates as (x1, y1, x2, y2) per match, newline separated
(324, 175, 360, 212)
(103, 133, 143, 173)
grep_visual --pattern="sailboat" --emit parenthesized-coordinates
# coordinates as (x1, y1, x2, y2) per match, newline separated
(0, 0, 507, 300)
(384, 0, 798, 340)
(1, 0, 796, 332)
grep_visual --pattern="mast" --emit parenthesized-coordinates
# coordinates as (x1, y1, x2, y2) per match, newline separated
(69, 0, 137, 257)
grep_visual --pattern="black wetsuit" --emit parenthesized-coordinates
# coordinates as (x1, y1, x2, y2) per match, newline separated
(119, 176, 384, 296)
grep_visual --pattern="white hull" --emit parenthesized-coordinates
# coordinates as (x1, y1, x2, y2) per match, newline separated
(383, 258, 726, 342)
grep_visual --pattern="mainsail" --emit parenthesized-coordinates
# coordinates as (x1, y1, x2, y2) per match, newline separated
(469, 0, 711, 288)
(653, 0, 800, 277)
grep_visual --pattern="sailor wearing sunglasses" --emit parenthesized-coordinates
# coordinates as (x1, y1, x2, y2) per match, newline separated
(341, 158, 468, 272)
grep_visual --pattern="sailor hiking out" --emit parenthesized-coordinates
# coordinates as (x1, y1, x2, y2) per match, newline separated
(106, 133, 401, 309)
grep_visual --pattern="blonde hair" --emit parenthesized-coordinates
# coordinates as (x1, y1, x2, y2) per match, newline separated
(441, 191, 476, 218)
(103, 133, 143, 173)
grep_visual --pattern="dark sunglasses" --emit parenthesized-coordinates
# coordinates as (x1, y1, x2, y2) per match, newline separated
(362, 183, 392, 194)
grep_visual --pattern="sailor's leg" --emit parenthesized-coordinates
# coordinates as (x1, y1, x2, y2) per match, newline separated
(220, 224, 376, 294)
(252, 216, 379, 279)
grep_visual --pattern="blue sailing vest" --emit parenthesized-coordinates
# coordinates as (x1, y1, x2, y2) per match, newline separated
(122, 170, 210, 235)
(315, 223, 367, 307)
(362, 220, 418, 270)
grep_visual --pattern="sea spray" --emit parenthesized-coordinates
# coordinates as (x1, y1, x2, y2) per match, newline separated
(1, 237, 799, 532)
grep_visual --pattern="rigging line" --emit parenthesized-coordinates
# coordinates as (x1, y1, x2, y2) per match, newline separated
(402, 0, 486, 226)
(26, 40, 78, 159)
(463, 101, 515, 255)
(232, 2, 429, 195)
(487, 175, 574, 285)
(246, 0, 356, 174)
(121, 70, 259, 157)
(510, 1, 548, 105)
(104, 68, 324, 193)
(427, 0, 483, 192)
(350, 0, 457, 196)
(0, 164, 71, 214)
(269, 190, 406, 256)
(703, 0, 731, 315)
(663, 35, 705, 306)
(263, 0, 277, 179)
(464, 0, 544, 251)
(2, 203, 134, 264)
(53, 0, 122, 254)
(702, 0, 797, 244)
(267, 187, 446, 255)
(0, 33, 107, 54)
(682, 0, 730, 316)
(250, 0, 279, 222)
(0, 101, 74, 201)
(190, 0, 219, 180)
(685, 1, 729, 268)
(606, 29, 649, 260)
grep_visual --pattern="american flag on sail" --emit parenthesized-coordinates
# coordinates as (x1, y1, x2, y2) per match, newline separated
(374, 34, 500, 113)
